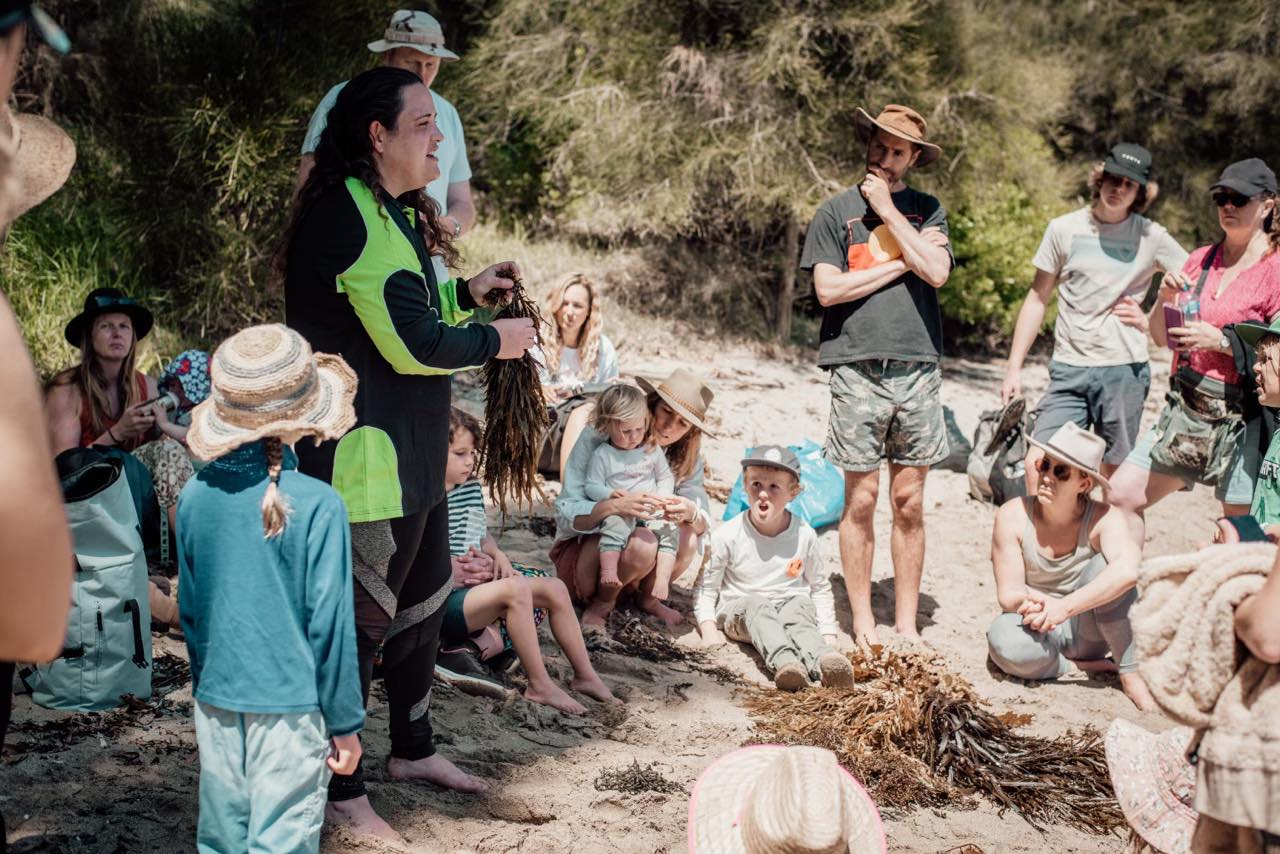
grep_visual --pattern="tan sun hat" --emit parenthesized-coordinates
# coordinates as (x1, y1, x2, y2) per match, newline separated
(1105, 719, 1198, 854)
(187, 324, 357, 461)
(1024, 421, 1110, 490)
(636, 367, 715, 437)
(0, 104, 76, 226)
(688, 745, 887, 854)
(367, 10, 459, 61)
(854, 104, 941, 167)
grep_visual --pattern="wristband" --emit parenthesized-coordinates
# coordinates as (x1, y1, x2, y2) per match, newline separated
(106, 425, 118, 443)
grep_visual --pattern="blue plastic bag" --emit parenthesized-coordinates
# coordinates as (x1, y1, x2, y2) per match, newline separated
(721, 439, 845, 529)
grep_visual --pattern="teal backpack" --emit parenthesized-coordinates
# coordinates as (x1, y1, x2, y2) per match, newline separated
(22, 450, 152, 711)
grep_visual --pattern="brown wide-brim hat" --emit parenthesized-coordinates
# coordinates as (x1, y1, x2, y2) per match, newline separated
(1024, 421, 1110, 490)
(0, 105, 76, 225)
(855, 104, 941, 167)
(636, 367, 715, 437)
(187, 324, 358, 461)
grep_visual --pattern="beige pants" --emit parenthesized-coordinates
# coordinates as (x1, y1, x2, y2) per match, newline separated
(1192, 815, 1280, 854)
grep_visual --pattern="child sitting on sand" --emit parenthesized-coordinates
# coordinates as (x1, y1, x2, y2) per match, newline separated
(177, 325, 363, 852)
(440, 408, 619, 715)
(584, 384, 680, 598)
(695, 445, 854, 692)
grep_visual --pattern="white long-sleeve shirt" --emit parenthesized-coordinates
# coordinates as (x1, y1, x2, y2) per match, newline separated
(694, 512, 836, 635)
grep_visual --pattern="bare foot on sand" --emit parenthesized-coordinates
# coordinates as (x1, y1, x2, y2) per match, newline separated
(637, 594, 683, 626)
(1119, 671, 1158, 712)
(387, 754, 490, 793)
(572, 676, 623, 705)
(853, 628, 880, 650)
(525, 680, 588, 715)
(581, 601, 612, 631)
(325, 796, 407, 845)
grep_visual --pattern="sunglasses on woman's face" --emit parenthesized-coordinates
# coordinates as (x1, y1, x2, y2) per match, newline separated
(92, 294, 139, 308)
(1035, 457, 1075, 481)
(1213, 190, 1254, 209)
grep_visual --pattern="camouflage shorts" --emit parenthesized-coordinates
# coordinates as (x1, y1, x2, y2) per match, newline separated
(825, 360, 948, 472)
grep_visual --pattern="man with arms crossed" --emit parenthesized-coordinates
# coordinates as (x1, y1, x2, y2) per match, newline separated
(801, 104, 953, 646)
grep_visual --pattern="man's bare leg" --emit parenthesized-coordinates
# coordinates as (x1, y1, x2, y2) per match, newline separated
(838, 469, 881, 646)
(887, 463, 928, 640)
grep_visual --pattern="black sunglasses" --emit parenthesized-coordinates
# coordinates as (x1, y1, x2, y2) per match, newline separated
(92, 294, 138, 309)
(1035, 457, 1075, 481)
(1213, 190, 1254, 208)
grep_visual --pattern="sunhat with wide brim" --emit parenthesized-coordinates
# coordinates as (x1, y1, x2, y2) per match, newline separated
(367, 10, 459, 61)
(187, 324, 357, 462)
(1024, 421, 1110, 490)
(636, 368, 715, 437)
(63, 287, 154, 346)
(1105, 719, 1198, 854)
(854, 104, 942, 167)
(688, 745, 887, 854)
(0, 106, 76, 226)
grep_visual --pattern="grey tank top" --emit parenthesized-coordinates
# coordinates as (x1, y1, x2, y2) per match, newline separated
(1020, 497, 1099, 597)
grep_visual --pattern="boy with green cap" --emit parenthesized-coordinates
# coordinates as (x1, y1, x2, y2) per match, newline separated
(694, 445, 854, 691)
(1236, 318, 1280, 525)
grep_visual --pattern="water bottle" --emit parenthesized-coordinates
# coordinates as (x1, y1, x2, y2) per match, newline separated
(1183, 298, 1200, 323)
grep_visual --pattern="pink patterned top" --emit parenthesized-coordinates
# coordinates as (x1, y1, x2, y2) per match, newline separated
(1181, 245, 1280, 385)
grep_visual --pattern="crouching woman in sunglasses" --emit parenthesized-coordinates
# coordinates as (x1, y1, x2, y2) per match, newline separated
(987, 423, 1155, 710)
(1109, 159, 1280, 519)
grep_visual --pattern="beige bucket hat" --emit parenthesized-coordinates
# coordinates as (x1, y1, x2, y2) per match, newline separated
(1025, 421, 1110, 489)
(1105, 719, 1198, 854)
(367, 10, 459, 61)
(187, 324, 357, 461)
(0, 104, 75, 226)
(636, 367, 715, 437)
(854, 104, 941, 167)
(688, 745, 887, 854)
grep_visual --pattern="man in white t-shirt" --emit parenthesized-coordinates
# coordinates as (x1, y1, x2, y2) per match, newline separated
(296, 9, 474, 286)
(1002, 143, 1188, 475)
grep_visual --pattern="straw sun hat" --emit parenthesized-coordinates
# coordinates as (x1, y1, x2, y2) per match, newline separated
(0, 104, 76, 226)
(636, 367, 716, 437)
(187, 324, 357, 462)
(688, 745, 887, 854)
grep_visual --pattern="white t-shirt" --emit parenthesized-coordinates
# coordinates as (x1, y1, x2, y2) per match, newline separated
(693, 512, 836, 635)
(532, 335, 619, 391)
(302, 83, 472, 285)
(1033, 207, 1188, 366)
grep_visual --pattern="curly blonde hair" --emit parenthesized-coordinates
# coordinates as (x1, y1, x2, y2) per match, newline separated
(543, 273, 603, 381)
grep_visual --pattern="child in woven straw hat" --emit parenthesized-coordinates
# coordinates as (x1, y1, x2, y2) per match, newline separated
(178, 324, 363, 853)
(440, 407, 619, 715)
(584, 384, 681, 597)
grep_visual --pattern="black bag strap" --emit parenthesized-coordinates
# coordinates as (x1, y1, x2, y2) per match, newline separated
(1175, 243, 1223, 376)
(123, 599, 148, 669)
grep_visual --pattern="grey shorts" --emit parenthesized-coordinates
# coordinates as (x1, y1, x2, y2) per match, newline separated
(825, 360, 947, 472)
(1031, 361, 1151, 465)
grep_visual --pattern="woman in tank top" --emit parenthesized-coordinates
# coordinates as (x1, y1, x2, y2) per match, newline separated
(986, 422, 1155, 711)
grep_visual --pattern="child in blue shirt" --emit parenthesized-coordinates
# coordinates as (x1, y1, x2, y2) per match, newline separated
(178, 324, 363, 854)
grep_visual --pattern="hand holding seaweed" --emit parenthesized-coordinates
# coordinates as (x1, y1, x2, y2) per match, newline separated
(479, 269, 550, 515)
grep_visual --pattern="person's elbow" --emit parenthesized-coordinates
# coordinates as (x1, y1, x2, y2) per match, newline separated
(922, 257, 952, 289)
(1251, 634, 1280, 664)
(1238, 613, 1280, 663)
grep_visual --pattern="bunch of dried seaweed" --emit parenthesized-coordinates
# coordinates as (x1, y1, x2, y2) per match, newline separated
(479, 270, 549, 516)
(594, 759, 685, 795)
(743, 648, 1122, 834)
(586, 613, 742, 684)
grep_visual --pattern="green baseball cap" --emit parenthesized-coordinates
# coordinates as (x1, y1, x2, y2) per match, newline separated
(1103, 143, 1153, 187)
(1235, 318, 1280, 349)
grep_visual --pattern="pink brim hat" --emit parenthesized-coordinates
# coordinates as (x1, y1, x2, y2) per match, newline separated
(1105, 719, 1198, 854)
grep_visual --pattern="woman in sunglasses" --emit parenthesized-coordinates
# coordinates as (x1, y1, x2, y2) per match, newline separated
(987, 422, 1154, 710)
(1109, 159, 1280, 517)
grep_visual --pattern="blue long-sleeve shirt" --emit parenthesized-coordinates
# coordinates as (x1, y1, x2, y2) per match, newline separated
(176, 441, 364, 736)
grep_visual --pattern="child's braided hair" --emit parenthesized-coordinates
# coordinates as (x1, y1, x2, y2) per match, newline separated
(261, 437, 292, 538)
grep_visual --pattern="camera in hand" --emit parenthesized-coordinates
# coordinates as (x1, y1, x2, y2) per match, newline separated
(140, 391, 180, 412)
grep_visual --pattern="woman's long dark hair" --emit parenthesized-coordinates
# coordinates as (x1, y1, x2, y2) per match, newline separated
(275, 66, 458, 283)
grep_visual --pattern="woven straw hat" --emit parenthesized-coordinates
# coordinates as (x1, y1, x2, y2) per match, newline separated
(636, 367, 715, 437)
(0, 104, 75, 226)
(187, 324, 357, 461)
(688, 745, 887, 854)
(367, 10, 459, 61)
(1105, 719, 1198, 854)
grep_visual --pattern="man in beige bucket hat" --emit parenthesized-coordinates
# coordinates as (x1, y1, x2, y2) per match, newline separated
(800, 103, 953, 646)
(296, 9, 473, 286)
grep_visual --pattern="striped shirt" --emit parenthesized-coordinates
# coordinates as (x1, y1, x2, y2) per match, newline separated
(447, 479, 487, 557)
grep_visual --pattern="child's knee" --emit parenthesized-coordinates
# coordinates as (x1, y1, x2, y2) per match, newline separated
(534, 577, 571, 607)
(499, 575, 533, 607)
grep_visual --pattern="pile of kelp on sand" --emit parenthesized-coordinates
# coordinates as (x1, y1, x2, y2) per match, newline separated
(744, 648, 1122, 835)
